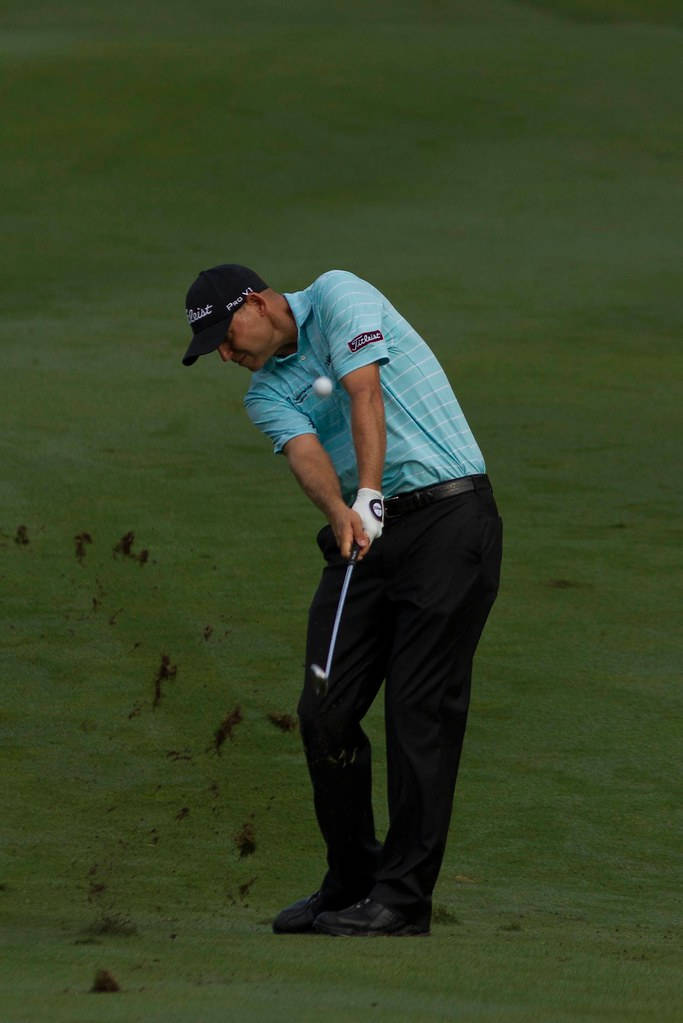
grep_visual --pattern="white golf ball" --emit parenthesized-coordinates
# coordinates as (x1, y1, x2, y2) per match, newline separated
(313, 375, 333, 397)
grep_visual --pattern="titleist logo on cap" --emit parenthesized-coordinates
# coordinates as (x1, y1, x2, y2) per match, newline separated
(187, 303, 213, 325)
(186, 287, 256, 326)
(348, 329, 383, 353)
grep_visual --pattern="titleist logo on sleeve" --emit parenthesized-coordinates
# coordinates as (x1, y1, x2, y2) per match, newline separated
(348, 329, 383, 353)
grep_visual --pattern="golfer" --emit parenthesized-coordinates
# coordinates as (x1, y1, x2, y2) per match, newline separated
(182, 264, 503, 936)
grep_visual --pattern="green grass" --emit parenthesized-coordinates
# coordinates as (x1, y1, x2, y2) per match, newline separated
(1, 0, 682, 1019)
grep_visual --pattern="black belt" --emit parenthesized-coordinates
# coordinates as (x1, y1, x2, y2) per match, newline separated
(384, 474, 491, 519)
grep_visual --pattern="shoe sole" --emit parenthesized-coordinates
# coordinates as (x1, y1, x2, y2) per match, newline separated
(313, 922, 429, 937)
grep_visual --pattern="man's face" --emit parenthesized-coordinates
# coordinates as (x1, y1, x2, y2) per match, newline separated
(216, 299, 274, 372)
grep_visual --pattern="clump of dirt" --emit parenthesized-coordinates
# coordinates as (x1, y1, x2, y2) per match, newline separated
(113, 531, 135, 557)
(113, 531, 149, 565)
(85, 913, 137, 937)
(211, 706, 243, 753)
(86, 865, 103, 903)
(91, 577, 106, 612)
(82, 867, 137, 940)
(153, 654, 177, 708)
(267, 712, 298, 732)
(14, 525, 29, 546)
(91, 969, 120, 993)
(548, 578, 585, 589)
(236, 875, 254, 900)
(432, 905, 462, 925)
(235, 820, 256, 858)
(74, 531, 93, 563)
(88, 881, 107, 902)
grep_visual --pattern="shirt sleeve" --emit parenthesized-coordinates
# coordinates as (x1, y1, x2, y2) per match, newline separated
(243, 388, 317, 455)
(317, 272, 390, 380)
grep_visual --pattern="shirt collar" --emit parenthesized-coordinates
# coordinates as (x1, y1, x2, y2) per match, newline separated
(284, 288, 313, 332)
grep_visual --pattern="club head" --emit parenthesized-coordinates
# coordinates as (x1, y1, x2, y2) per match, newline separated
(310, 663, 328, 696)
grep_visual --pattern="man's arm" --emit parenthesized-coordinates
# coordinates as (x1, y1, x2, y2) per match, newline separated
(283, 362, 386, 560)
(283, 434, 368, 558)
(342, 362, 386, 492)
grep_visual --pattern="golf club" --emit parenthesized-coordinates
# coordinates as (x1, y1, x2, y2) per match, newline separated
(310, 542, 360, 696)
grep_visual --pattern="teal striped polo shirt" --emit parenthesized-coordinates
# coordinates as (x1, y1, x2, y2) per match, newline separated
(243, 271, 485, 503)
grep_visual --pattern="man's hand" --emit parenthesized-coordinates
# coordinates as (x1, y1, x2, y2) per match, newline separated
(352, 488, 384, 543)
(329, 504, 370, 560)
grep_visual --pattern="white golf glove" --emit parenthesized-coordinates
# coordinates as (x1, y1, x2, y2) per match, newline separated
(352, 488, 384, 543)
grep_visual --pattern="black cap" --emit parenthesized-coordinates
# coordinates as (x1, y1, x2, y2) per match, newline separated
(182, 264, 268, 366)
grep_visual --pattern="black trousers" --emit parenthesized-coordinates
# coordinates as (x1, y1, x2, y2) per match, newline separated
(297, 479, 503, 928)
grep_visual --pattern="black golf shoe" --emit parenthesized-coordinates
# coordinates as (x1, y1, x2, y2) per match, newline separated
(313, 897, 429, 937)
(272, 891, 329, 934)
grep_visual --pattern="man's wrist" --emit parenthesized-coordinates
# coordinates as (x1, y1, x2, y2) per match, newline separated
(352, 488, 385, 543)
(355, 487, 384, 503)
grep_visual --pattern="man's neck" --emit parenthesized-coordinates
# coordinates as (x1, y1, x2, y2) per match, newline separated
(272, 293, 299, 356)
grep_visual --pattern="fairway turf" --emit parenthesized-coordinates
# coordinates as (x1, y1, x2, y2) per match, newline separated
(1, 1, 682, 1020)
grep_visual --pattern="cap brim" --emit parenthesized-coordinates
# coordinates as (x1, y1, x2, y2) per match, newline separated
(181, 317, 231, 366)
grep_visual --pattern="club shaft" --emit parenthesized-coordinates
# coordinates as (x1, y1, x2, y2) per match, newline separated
(323, 545, 359, 678)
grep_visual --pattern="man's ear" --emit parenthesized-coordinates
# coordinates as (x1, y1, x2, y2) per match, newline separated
(245, 291, 268, 316)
